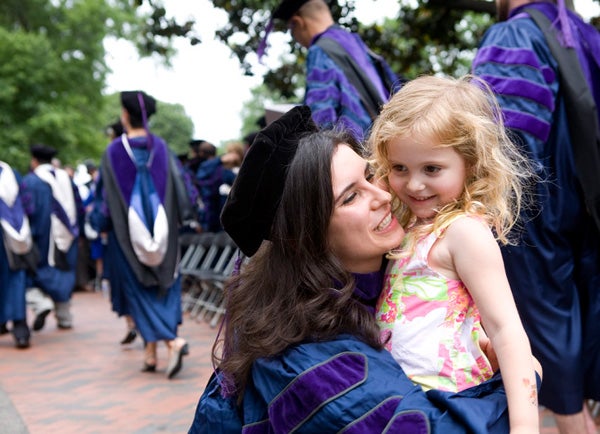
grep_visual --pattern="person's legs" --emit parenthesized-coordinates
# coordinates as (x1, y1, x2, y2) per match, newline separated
(54, 301, 73, 329)
(166, 337, 189, 379)
(553, 403, 598, 434)
(26, 287, 54, 331)
(94, 257, 104, 291)
(142, 341, 157, 372)
(11, 320, 30, 349)
(120, 315, 137, 345)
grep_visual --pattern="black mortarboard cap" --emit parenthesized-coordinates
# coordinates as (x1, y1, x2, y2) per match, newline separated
(120, 91, 156, 119)
(273, 0, 311, 21)
(84, 159, 97, 172)
(30, 144, 58, 162)
(189, 139, 206, 149)
(108, 120, 124, 137)
(221, 105, 317, 257)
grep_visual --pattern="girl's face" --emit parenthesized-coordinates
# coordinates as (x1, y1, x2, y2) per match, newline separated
(327, 144, 405, 273)
(386, 134, 467, 221)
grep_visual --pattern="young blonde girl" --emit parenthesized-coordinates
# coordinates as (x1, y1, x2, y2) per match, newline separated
(369, 75, 541, 433)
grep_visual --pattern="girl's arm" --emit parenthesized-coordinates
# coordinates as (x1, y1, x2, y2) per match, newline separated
(444, 217, 539, 434)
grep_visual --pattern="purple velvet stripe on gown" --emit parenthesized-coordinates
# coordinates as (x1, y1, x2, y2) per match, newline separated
(341, 396, 405, 434)
(472, 1, 600, 412)
(0, 171, 27, 232)
(385, 411, 429, 434)
(0, 166, 27, 323)
(521, 2, 600, 103)
(269, 352, 367, 433)
(51, 195, 78, 237)
(320, 26, 389, 101)
(107, 135, 169, 205)
(352, 268, 385, 314)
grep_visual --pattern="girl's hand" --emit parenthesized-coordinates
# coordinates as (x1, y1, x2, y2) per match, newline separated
(479, 334, 499, 372)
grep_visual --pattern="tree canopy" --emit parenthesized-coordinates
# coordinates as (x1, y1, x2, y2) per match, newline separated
(205, 0, 599, 137)
(208, 0, 599, 98)
(2, 0, 599, 171)
(0, 0, 195, 172)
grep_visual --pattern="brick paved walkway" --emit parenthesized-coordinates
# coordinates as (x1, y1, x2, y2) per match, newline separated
(0, 290, 592, 434)
(0, 291, 218, 434)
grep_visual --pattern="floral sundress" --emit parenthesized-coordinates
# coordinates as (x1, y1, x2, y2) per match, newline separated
(376, 227, 494, 392)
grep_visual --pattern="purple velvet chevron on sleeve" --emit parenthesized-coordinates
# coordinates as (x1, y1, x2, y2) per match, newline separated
(325, 27, 388, 102)
(268, 352, 367, 433)
(304, 28, 379, 141)
(472, 15, 559, 144)
(384, 411, 430, 434)
(337, 395, 430, 433)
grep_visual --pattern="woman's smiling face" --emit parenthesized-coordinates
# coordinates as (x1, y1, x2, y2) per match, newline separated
(327, 144, 405, 273)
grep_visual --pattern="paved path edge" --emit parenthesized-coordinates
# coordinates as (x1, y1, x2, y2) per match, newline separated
(0, 383, 29, 434)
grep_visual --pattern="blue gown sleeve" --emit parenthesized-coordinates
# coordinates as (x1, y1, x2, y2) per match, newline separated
(190, 337, 510, 434)
(188, 372, 242, 434)
(472, 16, 558, 164)
(88, 168, 111, 233)
(305, 46, 342, 130)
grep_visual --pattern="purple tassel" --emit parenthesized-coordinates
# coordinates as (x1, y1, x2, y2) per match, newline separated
(555, 0, 575, 48)
(232, 253, 244, 275)
(137, 92, 154, 160)
(214, 250, 246, 398)
(137, 92, 148, 131)
(257, 18, 275, 64)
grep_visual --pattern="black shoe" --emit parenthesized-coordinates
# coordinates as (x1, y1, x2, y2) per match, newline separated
(141, 362, 156, 373)
(120, 329, 137, 345)
(14, 337, 30, 349)
(12, 320, 31, 349)
(0, 323, 8, 335)
(32, 309, 51, 331)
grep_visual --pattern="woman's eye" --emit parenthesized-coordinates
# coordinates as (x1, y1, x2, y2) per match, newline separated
(342, 192, 357, 205)
(366, 172, 375, 183)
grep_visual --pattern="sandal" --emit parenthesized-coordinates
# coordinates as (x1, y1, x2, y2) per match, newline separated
(141, 342, 157, 373)
(166, 339, 189, 379)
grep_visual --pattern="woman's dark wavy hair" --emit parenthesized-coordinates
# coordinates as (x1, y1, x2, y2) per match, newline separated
(214, 129, 385, 399)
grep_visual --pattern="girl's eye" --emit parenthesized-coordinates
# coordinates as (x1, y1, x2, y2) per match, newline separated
(392, 164, 406, 172)
(424, 165, 441, 174)
(366, 172, 375, 183)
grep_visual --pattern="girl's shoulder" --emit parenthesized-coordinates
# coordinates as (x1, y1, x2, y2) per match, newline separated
(445, 213, 490, 234)
(435, 213, 490, 237)
(438, 214, 494, 252)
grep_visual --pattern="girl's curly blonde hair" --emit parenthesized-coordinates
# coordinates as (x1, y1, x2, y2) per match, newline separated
(368, 74, 537, 255)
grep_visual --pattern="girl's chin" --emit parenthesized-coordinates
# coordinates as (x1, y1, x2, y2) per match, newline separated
(411, 208, 436, 221)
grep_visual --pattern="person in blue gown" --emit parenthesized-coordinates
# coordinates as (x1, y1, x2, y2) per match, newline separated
(90, 91, 196, 379)
(21, 145, 82, 331)
(189, 106, 539, 433)
(0, 161, 33, 348)
(472, 1, 600, 431)
(260, 0, 400, 142)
